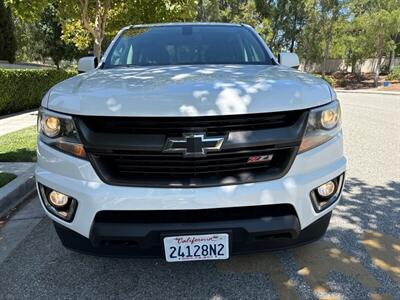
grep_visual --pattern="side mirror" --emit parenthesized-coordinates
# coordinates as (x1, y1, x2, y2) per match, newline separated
(77, 56, 98, 73)
(278, 52, 300, 69)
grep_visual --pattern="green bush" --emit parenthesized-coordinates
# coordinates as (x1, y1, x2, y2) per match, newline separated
(0, 0, 16, 63)
(312, 73, 334, 86)
(386, 65, 400, 81)
(336, 78, 348, 87)
(322, 75, 334, 86)
(0, 69, 76, 115)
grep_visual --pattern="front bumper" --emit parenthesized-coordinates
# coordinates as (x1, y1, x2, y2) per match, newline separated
(53, 211, 332, 257)
(36, 132, 346, 253)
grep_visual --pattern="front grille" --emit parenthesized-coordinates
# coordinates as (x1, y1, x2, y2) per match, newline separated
(75, 111, 308, 187)
(78, 111, 301, 135)
(94, 204, 297, 223)
(90, 146, 295, 187)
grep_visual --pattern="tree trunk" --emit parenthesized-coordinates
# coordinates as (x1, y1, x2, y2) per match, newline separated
(79, 0, 109, 61)
(322, 21, 334, 79)
(198, 0, 205, 21)
(322, 48, 328, 78)
(388, 49, 395, 72)
(289, 38, 295, 53)
(93, 37, 102, 60)
(289, 12, 298, 53)
(374, 50, 383, 87)
(303, 59, 308, 72)
(351, 58, 356, 74)
(322, 38, 331, 78)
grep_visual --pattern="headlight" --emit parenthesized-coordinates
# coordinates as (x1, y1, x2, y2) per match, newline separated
(38, 108, 86, 159)
(42, 116, 61, 137)
(299, 100, 341, 153)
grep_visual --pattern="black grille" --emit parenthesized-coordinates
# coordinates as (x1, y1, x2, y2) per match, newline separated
(78, 111, 301, 135)
(94, 204, 297, 223)
(89, 146, 296, 187)
(75, 111, 307, 187)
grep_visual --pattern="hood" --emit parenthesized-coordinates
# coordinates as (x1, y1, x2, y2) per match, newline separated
(45, 65, 334, 117)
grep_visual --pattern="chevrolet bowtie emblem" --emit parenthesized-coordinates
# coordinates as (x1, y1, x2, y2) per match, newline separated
(163, 133, 226, 157)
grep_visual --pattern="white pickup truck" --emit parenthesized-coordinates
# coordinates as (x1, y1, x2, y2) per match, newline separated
(36, 23, 346, 262)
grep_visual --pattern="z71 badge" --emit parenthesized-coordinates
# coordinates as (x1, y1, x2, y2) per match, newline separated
(247, 154, 274, 163)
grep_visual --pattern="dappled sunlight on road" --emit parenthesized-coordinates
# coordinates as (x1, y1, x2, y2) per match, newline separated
(215, 177, 400, 299)
(361, 231, 400, 282)
(217, 253, 298, 299)
(216, 232, 399, 300)
(293, 241, 379, 299)
(332, 178, 399, 235)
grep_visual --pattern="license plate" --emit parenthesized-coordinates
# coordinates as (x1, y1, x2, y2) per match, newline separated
(163, 233, 229, 262)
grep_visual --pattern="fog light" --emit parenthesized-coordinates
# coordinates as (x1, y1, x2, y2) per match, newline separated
(49, 190, 69, 207)
(310, 174, 345, 212)
(38, 184, 78, 222)
(317, 181, 336, 197)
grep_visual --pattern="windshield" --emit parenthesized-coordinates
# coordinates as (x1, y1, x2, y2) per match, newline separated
(103, 25, 272, 68)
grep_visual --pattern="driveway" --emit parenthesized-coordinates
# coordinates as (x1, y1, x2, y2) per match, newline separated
(0, 92, 399, 299)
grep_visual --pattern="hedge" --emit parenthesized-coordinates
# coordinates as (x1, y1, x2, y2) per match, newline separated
(0, 69, 76, 115)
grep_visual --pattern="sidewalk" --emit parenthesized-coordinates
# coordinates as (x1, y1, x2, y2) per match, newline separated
(0, 163, 36, 219)
(0, 110, 38, 217)
(0, 110, 38, 136)
(335, 89, 400, 96)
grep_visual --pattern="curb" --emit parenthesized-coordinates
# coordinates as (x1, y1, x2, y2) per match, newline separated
(0, 166, 36, 219)
(335, 90, 400, 96)
(0, 108, 37, 121)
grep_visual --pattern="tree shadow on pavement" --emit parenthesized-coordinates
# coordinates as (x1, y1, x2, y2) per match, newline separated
(318, 177, 400, 298)
(220, 177, 400, 299)
(334, 177, 399, 236)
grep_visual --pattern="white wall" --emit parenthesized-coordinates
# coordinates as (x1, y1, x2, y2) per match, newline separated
(300, 57, 400, 73)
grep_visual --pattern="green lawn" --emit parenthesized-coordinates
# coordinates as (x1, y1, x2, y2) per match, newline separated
(0, 172, 17, 188)
(0, 126, 37, 162)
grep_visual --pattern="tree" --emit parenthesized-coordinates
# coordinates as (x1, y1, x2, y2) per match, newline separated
(346, 0, 400, 85)
(314, 0, 343, 77)
(296, 0, 344, 76)
(111, 0, 198, 27)
(359, 10, 400, 86)
(73, 0, 197, 58)
(220, 0, 274, 48)
(280, 0, 308, 52)
(0, 0, 17, 63)
(60, 0, 115, 60)
(7, 0, 120, 59)
(9, 0, 198, 60)
(197, 0, 220, 21)
(264, 0, 308, 52)
(297, 7, 322, 71)
(33, 4, 86, 68)
(331, 19, 369, 73)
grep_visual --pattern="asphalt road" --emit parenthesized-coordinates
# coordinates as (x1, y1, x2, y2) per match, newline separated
(0, 92, 399, 300)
